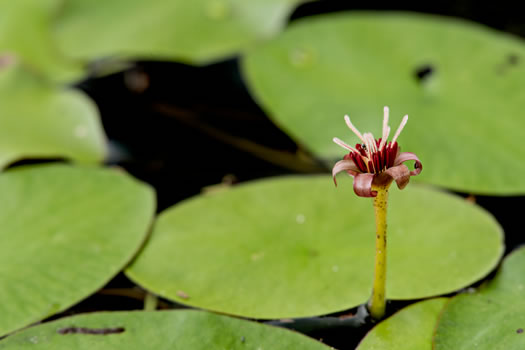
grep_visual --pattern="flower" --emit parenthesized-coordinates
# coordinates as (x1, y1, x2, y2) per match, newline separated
(332, 106, 422, 197)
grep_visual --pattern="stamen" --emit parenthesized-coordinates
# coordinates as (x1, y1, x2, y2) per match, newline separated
(392, 115, 408, 144)
(369, 133, 377, 152)
(368, 159, 375, 173)
(365, 159, 371, 173)
(379, 126, 390, 150)
(365, 133, 377, 154)
(371, 134, 378, 153)
(344, 115, 366, 144)
(361, 133, 371, 158)
(333, 137, 358, 153)
(382, 106, 389, 140)
(380, 106, 390, 150)
(353, 153, 369, 173)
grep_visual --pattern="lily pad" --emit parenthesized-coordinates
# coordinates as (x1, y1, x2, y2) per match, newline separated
(0, 164, 155, 336)
(357, 298, 448, 349)
(242, 12, 525, 194)
(0, 58, 106, 169)
(0, 0, 84, 82)
(53, 0, 308, 65)
(126, 175, 503, 319)
(434, 247, 525, 349)
(0, 310, 331, 349)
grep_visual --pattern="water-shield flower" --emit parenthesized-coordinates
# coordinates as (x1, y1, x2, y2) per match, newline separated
(332, 107, 422, 197)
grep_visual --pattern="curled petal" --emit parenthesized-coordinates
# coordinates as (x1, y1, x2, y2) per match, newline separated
(394, 152, 422, 176)
(385, 164, 411, 190)
(332, 159, 360, 186)
(354, 173, 376, 197)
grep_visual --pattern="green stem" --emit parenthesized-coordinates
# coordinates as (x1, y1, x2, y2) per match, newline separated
(368, 184, 389, 320)
(144, 292, 159, 311)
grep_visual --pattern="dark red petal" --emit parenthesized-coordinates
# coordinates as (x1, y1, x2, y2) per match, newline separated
(387, 142, 398, 168)
(380, 147, 386, 170)
(352, 153, 367, 173)
(385, 144, 391, 169)
(394, 152, 422, 176)
(356, 144, 367, 157)
(353, 173, 377, 197)
(332, 159, 360, 186)
(385, 164, 411, 190)
(367, 159, 374, 173)
(373, 153, 380, 174)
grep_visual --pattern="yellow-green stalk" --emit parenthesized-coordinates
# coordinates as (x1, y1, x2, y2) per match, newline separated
(368, 184, 390, 320)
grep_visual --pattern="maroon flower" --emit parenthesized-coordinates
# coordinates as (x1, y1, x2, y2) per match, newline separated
(332, 107, 422, 197)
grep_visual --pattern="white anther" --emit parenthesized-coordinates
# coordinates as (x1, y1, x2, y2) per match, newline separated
(382, 106, 389, 138)
(333, 137, 358, 153)
(344, 115, 366, 143)
(392, 115, 408, 144)
(380, 106, 390, 150)
(379, 126, 390, 150)
(364, 133, 377, 154)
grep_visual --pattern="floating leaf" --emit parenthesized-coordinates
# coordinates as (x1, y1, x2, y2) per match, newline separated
(242, 13, 525, 194)
(53, 0, 309, 65)
(126, 175, 503, 319)
(0, 164, 155, 336)
(357, 298, 448, 349)
(0, 0, 84, 82)
(0, 310, 332, 349)
(434, 247, 525, 349)
(0, 59, 106, 169)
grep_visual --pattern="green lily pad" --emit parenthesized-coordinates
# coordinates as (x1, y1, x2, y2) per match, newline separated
(434, 247, 525, 349)
(0, 58, 106, 169)
(357, 298, 448, 349)
(53, 0, 308, 65)
(0, 164, 155, 337)
(242, 12, 525, 194)
(0, 0, 84, 82)
(126, 175, 503, 319)
(0, 310, 331, 349)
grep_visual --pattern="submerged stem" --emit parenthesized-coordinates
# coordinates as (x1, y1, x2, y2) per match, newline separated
(368, 184, 389, 320)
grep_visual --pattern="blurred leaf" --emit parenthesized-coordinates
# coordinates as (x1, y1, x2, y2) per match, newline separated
(126, 175, 503, 319)
(0, 0, 84, 82)
(0, 164, 155, 336)
(0, 58, 106, 169)
(434, 247, 525, 349)
(53, 0, 310, 65)
(242, 12, 525, 194)
(357, 298, 448, 349)
(0, 310, 331, 349)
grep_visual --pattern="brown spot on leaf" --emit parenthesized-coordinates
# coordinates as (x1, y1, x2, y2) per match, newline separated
(57, 327, 125, 335)
(176, 290, 190, 299)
